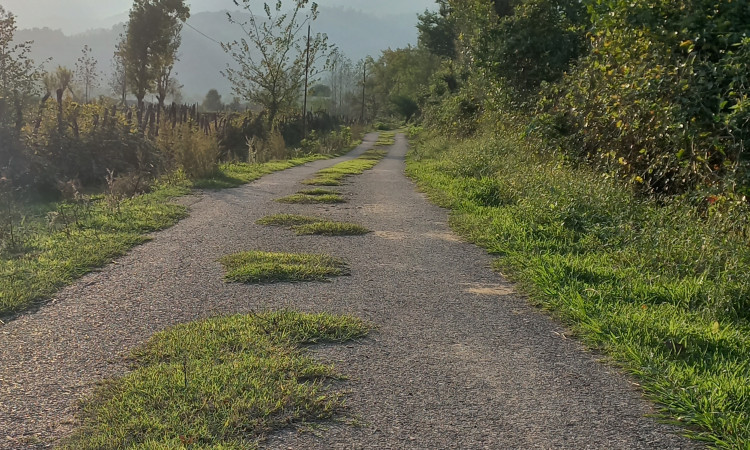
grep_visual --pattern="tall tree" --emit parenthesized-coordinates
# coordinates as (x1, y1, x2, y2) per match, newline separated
(75, 45, 100, 103)
(110, 37, 128, 105)
(202, 88, 223, 112)
(222, 0, 333, 125)
(0, 6, 41, 174)
(0, 6, 40, 129)
(122, 0, 189, 112)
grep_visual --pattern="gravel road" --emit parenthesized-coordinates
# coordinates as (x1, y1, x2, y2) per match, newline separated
(0, 132, 698, 449)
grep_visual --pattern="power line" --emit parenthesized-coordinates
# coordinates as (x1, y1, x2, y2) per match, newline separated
(184, 20, 222, 46)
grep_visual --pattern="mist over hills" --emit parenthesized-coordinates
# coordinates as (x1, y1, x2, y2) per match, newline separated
(15, 7, 421, 103)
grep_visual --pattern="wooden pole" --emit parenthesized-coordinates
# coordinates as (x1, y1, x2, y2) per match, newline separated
(302, 24, 311, 138)
(361, 60, 366, 122)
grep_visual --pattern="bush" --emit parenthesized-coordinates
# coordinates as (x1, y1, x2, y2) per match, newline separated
(157, 123, 219, 179)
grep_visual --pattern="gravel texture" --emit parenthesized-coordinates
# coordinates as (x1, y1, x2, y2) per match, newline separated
(0, 133, 699, 449)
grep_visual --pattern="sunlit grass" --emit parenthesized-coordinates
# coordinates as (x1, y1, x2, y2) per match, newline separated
(61, 311, 370, 449)
(219, 251, 349, 283)
(257, 215, 371, 236)
(406, 128, 750, 447)
(301, 149, 387, 186)
(275, 193, 346, 204)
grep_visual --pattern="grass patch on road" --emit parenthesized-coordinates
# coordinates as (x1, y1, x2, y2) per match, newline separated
(375, 132, 396, 147)
(257, 215, 371, 236)
(220, 251, 348, 283)
(294, 222, 371, 236)
(0, 157, 332, 320)
(297, 188, 340, 196)
(193, 156, 327, 190)
(276, 193, 346, 204)
(62, 311, 370, 450)
(302, 149, 388, 186)
(256, 214, 324, 227)
(406, 129, 750, 447)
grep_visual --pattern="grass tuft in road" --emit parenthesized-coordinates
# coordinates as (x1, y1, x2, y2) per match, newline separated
(257, 215, 371, 236)
(220, 251, 348, 283)
(302, 149, 388, 186)
(297, 188, 340, 196)
(256, 214, 323, 226)
(275, 193, 346, 204)
(375, 132, 396, 147)
(293, 222, 371, 236)
(61, 311, 370, 450)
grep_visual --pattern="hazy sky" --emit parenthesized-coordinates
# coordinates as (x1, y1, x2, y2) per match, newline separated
(3, 0, 437, 34)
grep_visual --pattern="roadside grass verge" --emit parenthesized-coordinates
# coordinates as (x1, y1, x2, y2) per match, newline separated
(220, 251, 349, 283)
(302, 149, 388, 186)
(61, 311, 370, 449)
(406, 129, 750, 447)
(257, 215, 371, 236)
(0, 157, 332, 320)
(276, 193, 346, 204)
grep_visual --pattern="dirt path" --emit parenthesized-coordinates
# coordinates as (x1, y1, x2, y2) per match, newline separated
(0, 133, 697, 449)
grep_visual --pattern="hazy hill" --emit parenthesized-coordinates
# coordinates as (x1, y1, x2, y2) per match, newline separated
(15, 7, 420, 102)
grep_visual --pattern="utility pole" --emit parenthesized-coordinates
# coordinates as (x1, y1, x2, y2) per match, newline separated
(361, 59, 367, 122)
(302, 24, 311, 138)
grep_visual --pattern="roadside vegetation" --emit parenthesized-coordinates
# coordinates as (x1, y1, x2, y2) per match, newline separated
(62, 311, 370, 449)
(220, 251, 349, 284)
(394, 0, 750, 446)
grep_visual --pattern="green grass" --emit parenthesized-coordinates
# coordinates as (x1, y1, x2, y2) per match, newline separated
(293, 222, 371, 236)
(297, 188, 340, 196)
(275, 193, 346, 204)
(193, 156, 328, 189)
(255, 214, 324, 227)
(61, 311, 370, 449)
(256, 215, 371, 236)
(219, 251, 349, 283)
(302, 149, 388, 186)
(406, 128, 750, 448)
(375, 132, 396, 147)
(0, 157, 331, 320)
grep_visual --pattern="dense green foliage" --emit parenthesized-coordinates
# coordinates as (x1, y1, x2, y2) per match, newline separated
(419, 0, 750, 194)
(62, 311, 370, 449)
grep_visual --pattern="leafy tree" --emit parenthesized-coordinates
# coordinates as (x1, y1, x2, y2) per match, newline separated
(110, 35, 128, 105)
(476, 0, 586, 95)
(309, 84, 331, 97)
(122, 0, 189, 111)
(202, 88, 223, 112)
(222, 0, 332, 125)
(75, 45, 100, 103)
(417, 2, 456, 59)
(0, 6, 40, 128)
(0, 6, 41, 177)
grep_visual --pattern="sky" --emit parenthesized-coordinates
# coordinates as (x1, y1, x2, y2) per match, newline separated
(3, 0, 437, 34)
